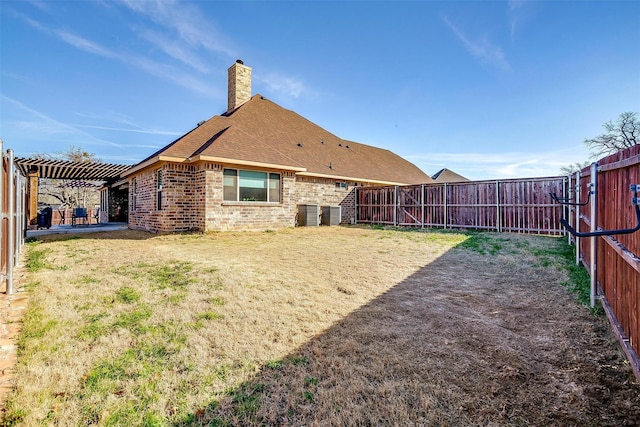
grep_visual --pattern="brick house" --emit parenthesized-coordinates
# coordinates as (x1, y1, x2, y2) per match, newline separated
(123, 61, 432, 232)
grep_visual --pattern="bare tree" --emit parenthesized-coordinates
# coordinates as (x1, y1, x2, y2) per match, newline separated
(559, 161, 590, 176)
(585, 112, 639, 158)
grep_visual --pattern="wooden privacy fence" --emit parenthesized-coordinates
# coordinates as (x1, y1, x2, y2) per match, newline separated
(356, 176, 567, 234)
(0, 140, 28, 294)
(560, 145, 640, 381)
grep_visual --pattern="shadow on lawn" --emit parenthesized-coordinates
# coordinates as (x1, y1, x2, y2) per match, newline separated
(29, 228, 171, 243)
(177, 242, 640, 426)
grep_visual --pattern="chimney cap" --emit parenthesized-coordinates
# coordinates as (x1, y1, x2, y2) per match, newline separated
(236, 59, 244, 65)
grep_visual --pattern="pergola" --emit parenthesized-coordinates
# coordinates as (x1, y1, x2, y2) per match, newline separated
(15, 157, 131, 225)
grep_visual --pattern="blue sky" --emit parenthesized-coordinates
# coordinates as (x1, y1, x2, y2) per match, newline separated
(1, 0, 639, 180)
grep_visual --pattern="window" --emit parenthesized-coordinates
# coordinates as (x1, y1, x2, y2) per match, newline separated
(268, 173, 280, 202)
(156, 169, 163, 211)
(131, 177, 137, 211)
(335, 182, 347, 191)
(223, 169, 280, 202)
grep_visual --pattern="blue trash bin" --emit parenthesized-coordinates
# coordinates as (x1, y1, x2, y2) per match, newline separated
(37, 207, 53, 229)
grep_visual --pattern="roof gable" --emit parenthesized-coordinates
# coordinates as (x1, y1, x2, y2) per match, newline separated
(432, 168, 469, 183)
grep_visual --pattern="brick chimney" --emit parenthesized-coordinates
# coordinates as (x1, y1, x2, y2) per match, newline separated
(228, 60, 252, 112)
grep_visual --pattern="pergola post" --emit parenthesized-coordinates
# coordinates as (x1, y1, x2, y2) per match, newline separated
(28, 168, 39, 227)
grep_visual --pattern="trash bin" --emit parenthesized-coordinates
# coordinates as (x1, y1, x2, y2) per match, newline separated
(37, 207, 52, 229)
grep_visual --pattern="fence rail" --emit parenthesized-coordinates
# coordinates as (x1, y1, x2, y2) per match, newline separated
(0, 140, 27, 294)
(356, 177, 567, 234)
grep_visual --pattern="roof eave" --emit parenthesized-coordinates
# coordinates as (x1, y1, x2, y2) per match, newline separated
(194, 155, 307, 172)
(121, 155, 189, 177)
(295, 171, 409, 186)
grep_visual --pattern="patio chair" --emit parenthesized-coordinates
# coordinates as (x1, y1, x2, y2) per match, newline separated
(93, 208, 101, 224)
(72, 207, 88, 226)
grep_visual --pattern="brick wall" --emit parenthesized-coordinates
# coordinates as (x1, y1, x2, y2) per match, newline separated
(128, 162, 360, 232)
(129, 163, 198, 232)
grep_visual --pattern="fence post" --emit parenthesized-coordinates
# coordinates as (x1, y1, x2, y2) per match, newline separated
(354, 187, 358, 225)
(575, 170, 581, 266)
(420, 184, 425, 229)
(566, 174, 572, 244)
(444, 183, 448, 229)
(0, 139, 3, 289)
(393, 186, 398, 226)
(563, 175, 569, 240)
(18, 173, 25, 256)
(495, 180, 501, 232)
(7, 149, 15, 295)
(589, 162, 598, 308)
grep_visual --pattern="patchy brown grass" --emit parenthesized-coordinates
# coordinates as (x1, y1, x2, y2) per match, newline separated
(3, 227, 639, 426)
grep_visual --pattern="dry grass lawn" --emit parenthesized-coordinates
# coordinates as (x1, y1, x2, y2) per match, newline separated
(2, 226, 639, 426)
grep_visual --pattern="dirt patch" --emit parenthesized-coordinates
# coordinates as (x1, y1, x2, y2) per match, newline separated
(3, 227, 639, 425)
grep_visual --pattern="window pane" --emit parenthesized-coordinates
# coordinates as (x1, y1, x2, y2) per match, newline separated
(223, 169, 237, 201)
(239, 171, 267, 201)
(269, 173, 280, 203)
(239, 171, 266, 188)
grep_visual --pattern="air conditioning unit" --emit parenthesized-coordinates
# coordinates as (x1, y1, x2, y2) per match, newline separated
(297, 204, 319, 226)
(321, 206, 341, 226)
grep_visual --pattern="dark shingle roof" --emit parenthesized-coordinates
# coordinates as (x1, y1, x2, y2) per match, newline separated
(128, 95, 432, 185)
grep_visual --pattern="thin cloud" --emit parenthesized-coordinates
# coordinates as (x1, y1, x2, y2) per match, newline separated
(20, 15, 220, 97)
(118, 0, 236, 58)
(19, 13, 118, 60)
(0, 94, 128, 151)
(442, 16, 512, 72)
(132, 56, 221, 98)
(74, 112, 183, 136)
(508, 0, 530, 42)
(24, 0, 50, 12)
(257, 73, 307, 99)
(136, 27, 210, 73)
(75, 124, 183, 136)
(55, 30, 120, 59)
